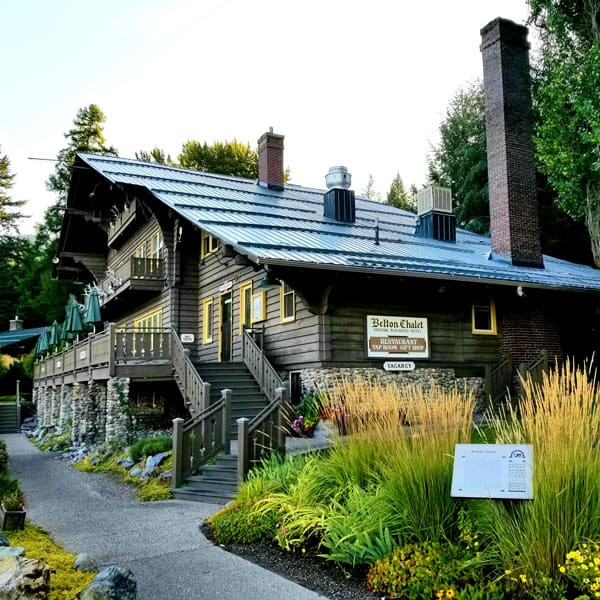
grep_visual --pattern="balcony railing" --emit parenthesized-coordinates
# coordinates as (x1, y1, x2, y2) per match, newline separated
(33, 326, 172, 383)
(99, 257, 165, 305)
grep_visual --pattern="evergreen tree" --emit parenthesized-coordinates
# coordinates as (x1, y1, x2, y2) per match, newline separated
(135, 148, 175, 165)
(0, 147, 26, 233)
(362, 174, 381, 201)
(386, 173, 416, 212)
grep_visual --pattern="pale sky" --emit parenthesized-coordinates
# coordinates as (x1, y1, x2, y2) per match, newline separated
(2, 0, 530, 235)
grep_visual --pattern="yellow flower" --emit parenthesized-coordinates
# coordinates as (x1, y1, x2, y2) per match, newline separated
(594, 557, 600, 566)
(583, 564, 589, 570)
(592, 583, 599, 591)
(520, 574, 528, 584)
(436, 591, 444, 600)
(446, 590, 455, 599)
(583, 543, 589, 549)
(505, 569, 512, 575)
(559, 566, 566, 574)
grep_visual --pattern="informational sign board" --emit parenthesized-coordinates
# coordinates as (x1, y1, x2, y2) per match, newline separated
(451, 444, 533, 500)
(180, 333, 195, 343)
(383, 361, 415, 371)
(367, 315, 429, 359)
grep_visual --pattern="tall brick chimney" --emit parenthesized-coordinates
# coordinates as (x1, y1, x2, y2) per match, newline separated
(257, 128, 284, 190)
(480, 18, 544, 268)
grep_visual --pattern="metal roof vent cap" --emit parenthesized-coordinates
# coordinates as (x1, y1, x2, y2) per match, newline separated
(325, 166, 351, 190)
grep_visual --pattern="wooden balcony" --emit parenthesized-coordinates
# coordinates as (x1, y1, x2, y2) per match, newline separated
(33, 326, 173, 387)
(107, 199, 138, 248)
(99, 256, 165, 311)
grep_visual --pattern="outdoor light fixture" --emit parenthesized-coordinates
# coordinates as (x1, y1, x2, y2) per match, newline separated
(257, 271, 280, 288)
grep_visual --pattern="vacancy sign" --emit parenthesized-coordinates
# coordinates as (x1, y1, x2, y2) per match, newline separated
(366, 315, 429, 359)
(451, 444, 533, 500)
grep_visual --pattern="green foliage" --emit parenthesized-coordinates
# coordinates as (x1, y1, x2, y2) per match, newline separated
(291, 392, 323, 436)
(386, 172, 416, 212)
(0, 146, 26, 233)
(135, 147, 175, 165)
(128, 435, 172, 463)
(559, 542, 600, 597)
(7, 523, 95, 599)
(428, 81, 489, 234)
(361, 174, 381, 201)
(0, 472, 21, 500)
(38, 433, 71, 452)
(0, 440, 8, 473)
(366, 541, 483, 599)
(178, 139, 258, 179)
(136, 478, 171, 502)
(530, 1, 600, 265)
(208, 502, 277, 545)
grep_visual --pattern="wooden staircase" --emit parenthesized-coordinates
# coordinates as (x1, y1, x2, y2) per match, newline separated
(0, 404, 19, 434)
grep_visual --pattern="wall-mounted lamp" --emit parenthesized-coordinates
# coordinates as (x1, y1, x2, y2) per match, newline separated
(51, 256, 60, 265)
(257, 271, 280, 288)
(517, 285, 526, 297)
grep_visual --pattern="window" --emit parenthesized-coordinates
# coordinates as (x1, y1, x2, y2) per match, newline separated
(133, 308, 163, 354)
(134, 308, 162, 330)
(201, 230, 220, 259)
(239, 282, 253, 334)
(202, 298, 214, 343)
(134, 229, 163, 259)
(280, 282, 295, 323)
(252, 291, 266, 323)
(472, 297, 497, 335)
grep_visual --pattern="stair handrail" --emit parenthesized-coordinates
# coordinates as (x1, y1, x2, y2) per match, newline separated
(236, 386, 293, 481)
(518, 349, 549, 388)
(241, 328, 285, 402)
(172, 388, 232, 487)
(170, 328, 209, 415)
(485, 355, 513, 404)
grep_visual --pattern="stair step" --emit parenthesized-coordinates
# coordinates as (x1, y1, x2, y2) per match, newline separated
(185, 475, 238, 493)
(171, 487, 232, 505)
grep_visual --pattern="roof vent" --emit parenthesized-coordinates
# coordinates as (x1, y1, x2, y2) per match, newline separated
(415, 186, 456, 242)
(325, 166, 352, 190)
(324, 166, 355, 223)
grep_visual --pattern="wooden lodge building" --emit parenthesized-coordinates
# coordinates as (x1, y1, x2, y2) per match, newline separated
(32, 19, 600, 496)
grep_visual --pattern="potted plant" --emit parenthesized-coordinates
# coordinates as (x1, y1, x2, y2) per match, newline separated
(1, 491, 25, 530)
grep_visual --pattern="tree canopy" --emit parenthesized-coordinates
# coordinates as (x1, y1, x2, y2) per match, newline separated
(427, 82, 489, 234)
(44, 104, 117, 235)
(0, 147, 26, 233)
(178, 139, 258, 179)
(386, 173, 416, 212)
(530, 0, 600, 266)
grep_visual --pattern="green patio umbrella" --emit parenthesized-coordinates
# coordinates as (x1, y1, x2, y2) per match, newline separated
(48, 320, 62, 348)
(64, 295, 85, 341)
(35, 327, 50, 356)
(84, 288, 103, 332)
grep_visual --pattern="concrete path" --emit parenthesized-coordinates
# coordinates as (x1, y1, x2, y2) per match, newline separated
(1, 434, 327, 600)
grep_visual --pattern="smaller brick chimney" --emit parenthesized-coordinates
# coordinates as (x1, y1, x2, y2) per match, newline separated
(480, 18, 544, 268)
(257, 129, 284, 190)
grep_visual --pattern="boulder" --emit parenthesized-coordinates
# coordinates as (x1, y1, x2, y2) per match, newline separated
(0, 555, 50, 600)
(0, 547, 25, 559)
(73, 553, 98, 572)
(118, 457, 135, 469)
(141, 452, 169, 480)
(79, 566, 136, 600)
(129, 468, 142, 478)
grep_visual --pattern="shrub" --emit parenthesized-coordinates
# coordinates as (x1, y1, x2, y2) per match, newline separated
(291, 392, 323, 436)
(366, 541, 483, 599)
(0, 472, 21, 499)
(476, 360, 600, 579)
(0, 440, 9, 473)
(128, 435, 172, 463)
(208, 502, 277, 545)
(559, 542, 600, 597)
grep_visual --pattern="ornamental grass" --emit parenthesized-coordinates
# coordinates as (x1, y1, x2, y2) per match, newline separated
(476, 359, 600, 580)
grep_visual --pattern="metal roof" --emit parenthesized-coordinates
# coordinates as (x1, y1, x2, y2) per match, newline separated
(78, 153, 600, 292)
(0, 327, 46, 350)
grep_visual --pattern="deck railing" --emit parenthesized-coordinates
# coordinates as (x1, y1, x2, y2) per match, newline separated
(485, 356, 513, 404)
(172, 388, 232, 487)
(518, 349, 549, 388)
(33, 325, 172, 382)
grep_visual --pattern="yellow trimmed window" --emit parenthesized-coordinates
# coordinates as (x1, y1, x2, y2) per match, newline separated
(134, 308, 162, 330)
(472, 298, 497, 335)
(239, 282, 253, 334)
(133, 308, 163, 355)
(201, 230, 220, 259)
(280, 282, 295, 323)
(202, 298, 214, 343)
(134, 229, 163, 259)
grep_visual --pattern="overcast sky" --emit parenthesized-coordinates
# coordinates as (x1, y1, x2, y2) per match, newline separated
(2, 0, 531, 235)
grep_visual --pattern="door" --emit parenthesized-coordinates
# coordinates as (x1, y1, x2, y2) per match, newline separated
(219, 292, 233, 362)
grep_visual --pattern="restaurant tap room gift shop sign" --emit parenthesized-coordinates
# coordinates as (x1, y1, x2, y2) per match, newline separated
(366, 315, 429, 359)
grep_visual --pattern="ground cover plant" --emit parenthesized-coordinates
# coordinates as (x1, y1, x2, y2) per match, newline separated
(207, 364, 600, 598)
(7, 523, 96, 600)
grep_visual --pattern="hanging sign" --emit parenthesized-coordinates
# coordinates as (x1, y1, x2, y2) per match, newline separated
(180, 333, 194, 343)
(383, 361, 415, 371)
(367, 315, 429, 359)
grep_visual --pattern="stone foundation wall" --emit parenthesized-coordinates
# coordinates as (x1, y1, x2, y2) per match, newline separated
(298, 367, 487, 413)
(106, 378, 130, 444)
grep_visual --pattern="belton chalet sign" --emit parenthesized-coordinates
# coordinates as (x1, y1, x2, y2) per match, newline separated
(366, 315, 429, 359)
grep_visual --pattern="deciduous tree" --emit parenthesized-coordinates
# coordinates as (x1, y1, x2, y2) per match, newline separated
(178, 139, 258, 179)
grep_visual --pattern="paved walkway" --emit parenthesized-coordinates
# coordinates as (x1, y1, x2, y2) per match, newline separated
(1, 434, 327, 600)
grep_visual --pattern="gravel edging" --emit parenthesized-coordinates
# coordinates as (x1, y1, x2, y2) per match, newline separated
(200, 522, 380, 600)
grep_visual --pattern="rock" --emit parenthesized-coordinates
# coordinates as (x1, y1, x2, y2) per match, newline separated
(90, 456, 99, 465)
(141, 452, 169, 480)
(129, 468, 142, 478)
(118, 457, 135, 469)
(0, 555, 50, 600)
(0, 531, 9, 547)
(73, 553, 98, 573)
(159, 470, 172, 479)
(0, 547, 25, 559)
(80, 566, 136, 600)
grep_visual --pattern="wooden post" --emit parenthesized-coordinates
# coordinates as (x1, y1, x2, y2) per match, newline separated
(182, 349, 190, 396)
(541, 349, 549, 373)
(275, 386, 287, 455)
(15, 380, 20, 429)
(221, 389, 232, 455)
(108, 323, 116, 376)
(237, 417, 249, 483)
(172, 418, 185, 488)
